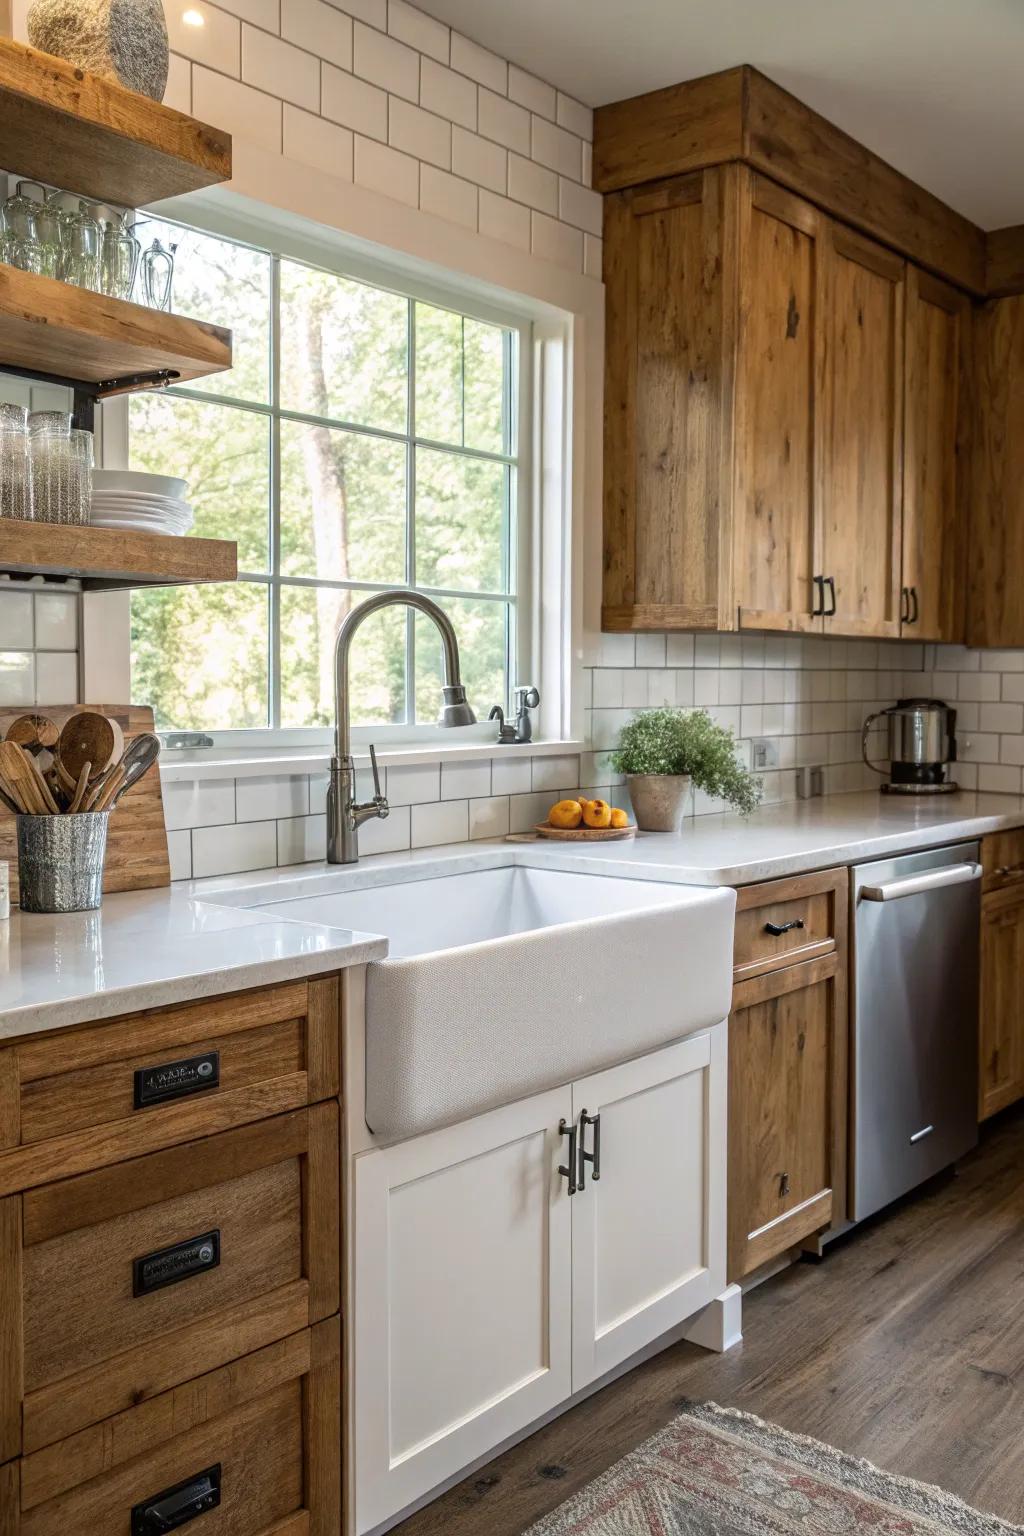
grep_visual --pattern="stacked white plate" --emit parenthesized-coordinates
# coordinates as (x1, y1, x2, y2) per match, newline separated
(90, 469, 195, 536)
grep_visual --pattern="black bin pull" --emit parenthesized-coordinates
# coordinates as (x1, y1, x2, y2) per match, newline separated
(764, 917, 805, 937)
(131, 1464, 221, 1533)
(578, 1109, 601, 1191)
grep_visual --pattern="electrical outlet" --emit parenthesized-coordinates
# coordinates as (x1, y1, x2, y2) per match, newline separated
(795, 765, 826, 799)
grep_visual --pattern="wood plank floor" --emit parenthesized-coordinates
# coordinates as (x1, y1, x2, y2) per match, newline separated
(397, 1104, 1024, 1535)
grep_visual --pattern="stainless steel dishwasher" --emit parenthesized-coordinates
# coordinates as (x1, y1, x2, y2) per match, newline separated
(851, 841, 981, 1223)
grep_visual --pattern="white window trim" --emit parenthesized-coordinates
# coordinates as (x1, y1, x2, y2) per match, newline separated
(89, 169, 596, 774)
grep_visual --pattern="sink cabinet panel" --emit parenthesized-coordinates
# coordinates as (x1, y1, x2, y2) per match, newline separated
(978, 883, 1024, 1120)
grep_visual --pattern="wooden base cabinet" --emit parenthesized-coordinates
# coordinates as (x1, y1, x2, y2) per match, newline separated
(602, 163, 966, 641)
(727, 869, 849, 1281)
(353, 1030, 726, 1535)
(978, 832, 1024, 1118)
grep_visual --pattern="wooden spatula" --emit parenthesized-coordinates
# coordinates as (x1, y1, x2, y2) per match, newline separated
(0, 741, 45, 813)
(6, 713, 59, 755)
(57, 712, 117, 786)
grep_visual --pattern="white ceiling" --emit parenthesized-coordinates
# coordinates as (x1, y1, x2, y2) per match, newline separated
(415, 0, 1024, 230)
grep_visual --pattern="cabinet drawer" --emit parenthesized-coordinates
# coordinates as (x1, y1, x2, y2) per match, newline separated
(4, 1106, 339, 1456)
(9, 1321, 339, 1536)
(0, 977, 339, 1195)
(733, 867, 846, 980)
(982, 829, 1024, 894)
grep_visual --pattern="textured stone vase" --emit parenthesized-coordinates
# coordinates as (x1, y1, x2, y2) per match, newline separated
(28, 0, 169, 101)
(626, 773, 691, 834)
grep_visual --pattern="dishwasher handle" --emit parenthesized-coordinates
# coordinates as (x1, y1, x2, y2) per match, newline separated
(859, 862, 982, 902)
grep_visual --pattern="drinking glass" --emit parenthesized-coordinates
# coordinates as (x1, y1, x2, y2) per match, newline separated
(31, 426, 93, 525)
(60, 202, 102, 291)
(0, 404, 32, 521)
(0, 184, 43, 274)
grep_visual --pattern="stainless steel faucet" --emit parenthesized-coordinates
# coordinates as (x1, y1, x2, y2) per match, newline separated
(327, 590, 477, 864)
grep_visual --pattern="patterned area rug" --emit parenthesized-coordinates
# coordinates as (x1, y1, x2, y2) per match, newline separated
(525, 1401, 1021, 1534)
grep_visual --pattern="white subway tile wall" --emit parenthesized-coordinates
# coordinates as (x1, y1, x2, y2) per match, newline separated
(0, 588, 79, 707)
(166, 632, 1024, 880)
(157, 0, 599, 276)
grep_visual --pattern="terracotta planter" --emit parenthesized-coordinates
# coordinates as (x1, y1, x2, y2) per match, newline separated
(626, 773, 691, 833)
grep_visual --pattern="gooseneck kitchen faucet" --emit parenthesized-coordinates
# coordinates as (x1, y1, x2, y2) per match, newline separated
(327, 590, 476, 864)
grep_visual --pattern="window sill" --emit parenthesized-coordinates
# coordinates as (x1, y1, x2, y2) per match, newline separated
(158, 738, 585, 783)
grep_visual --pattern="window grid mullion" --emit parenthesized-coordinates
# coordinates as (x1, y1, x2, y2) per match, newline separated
(268, 251, 283, 730)
(406, 297, 417, 725)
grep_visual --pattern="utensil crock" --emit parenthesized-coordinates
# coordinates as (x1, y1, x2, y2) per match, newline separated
(16, 812, 109, 912)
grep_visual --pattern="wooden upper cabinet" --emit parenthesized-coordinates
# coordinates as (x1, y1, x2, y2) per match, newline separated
(733, 174, 826, 634)
(902, 268, 969, 641)
(603, 167, 732, 632)
(968, 295, 1024, 647)
(820, 226, 905, 638)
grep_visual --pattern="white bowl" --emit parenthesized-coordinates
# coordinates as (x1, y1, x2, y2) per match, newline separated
(93, 468, 188, 498)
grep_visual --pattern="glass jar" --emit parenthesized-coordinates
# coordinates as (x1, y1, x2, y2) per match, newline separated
(60, 202, 102, 291)
(0, 404, 32, 521)
(31, 425, 93, 525)
(101, 214, 141, 301)
(0, 184, 43, 275)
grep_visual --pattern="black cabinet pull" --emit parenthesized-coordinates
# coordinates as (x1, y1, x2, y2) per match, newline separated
(558, 1118, 577, 1196)
(900, 587, 910, 624)
(578, 1109, 601, 1191)
(133, 1230, 220, 1297)
(825, 575, 837, 616)
(134, 1051, 219, 1110)
(132, 1465, 221, 1533)
(910, 587, 919, 625)
(810, 574, 824, 618)
(764, 918, 805, 936)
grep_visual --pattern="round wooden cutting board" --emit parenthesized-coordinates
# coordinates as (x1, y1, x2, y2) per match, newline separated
(534, 822, 637, 841)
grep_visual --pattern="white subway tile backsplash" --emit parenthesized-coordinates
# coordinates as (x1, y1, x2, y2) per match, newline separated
(531, 754, 580, 792)
(206, 0, 279, 26)
(555, 91, 593, 141)
(507, 152, 558, 215)
(509, 790, 553, 834)
(419, 56, 477, 128)
(411, 798, 468, 847)
(452, 126, 506, 191)
(33, 591, 77, 649)
(164, 777, 236, 832)
(192, 821, 277, 879)
(359, 804, 412, 854)
(192, 67, 282, 151)
(980, 702, 1024, 735)
(387, 762, 441, 804)
(450, 32, 507, 92)
(236, 774, 309, 822)
(531, 115, 582, 179)
(491, 756, 532, 796)
(508, 64, 556, 120)
(354, 20, 419, 100)
(278, 813, 328, 865)
(469, 795, 510, 840)
(420, 165, 477, 229)
(283, 0, 353, 70)
(556, 176, 602, 236)
(0, 593, 33, 648)
(355, 133, 419, 203)
(284, 104, 354, 178)
(441, 759, 491, 799)
(167, 829, 193, 883)
(165, 2, 240, 74)
(478, 189, 530, 251)
(388, 0, 449, 62)
(164, 51, 192, 113)
(34, 650, 77, 703)
(327, 0, 385, 27)
(478, 87, 530, 154)
(635, 634, 666, 668)
(243, 25, 320, 108)
(957, 672, 1000, 702)
(322, 64, 388, 138)
(390, 97, 451, 168)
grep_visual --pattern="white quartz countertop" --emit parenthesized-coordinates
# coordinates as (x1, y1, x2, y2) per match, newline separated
(4, 789, 1022, 1045)
(0, 885, 386, 1042)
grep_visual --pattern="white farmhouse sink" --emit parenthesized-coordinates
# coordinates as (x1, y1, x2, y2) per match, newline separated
(251, 865, 735, 1140)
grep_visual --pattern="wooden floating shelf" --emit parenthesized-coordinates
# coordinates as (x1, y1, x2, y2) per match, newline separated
(0, 519, 237, 591)
(0, 264, 231, 388)
(0, 37, 232, 209)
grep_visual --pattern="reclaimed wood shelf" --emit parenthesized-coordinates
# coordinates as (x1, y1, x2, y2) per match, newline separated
(0, 37, 232, 209)
(0, 519, 237, 590)
(0, 264, 231, 389)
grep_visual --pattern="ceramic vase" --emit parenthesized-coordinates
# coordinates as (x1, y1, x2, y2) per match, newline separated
(28, 0, 170, 102)
(626, 773, 691, 833)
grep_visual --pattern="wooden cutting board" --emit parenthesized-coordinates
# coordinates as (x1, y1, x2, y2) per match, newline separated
(0, 703, 170, 894)
(534, 822, 637, 841)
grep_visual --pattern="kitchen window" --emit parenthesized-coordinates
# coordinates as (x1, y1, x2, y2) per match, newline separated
(128, 219, 528, 739)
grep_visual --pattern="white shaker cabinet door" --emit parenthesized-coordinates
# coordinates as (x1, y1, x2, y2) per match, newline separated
(570, 1026, 728, 1391)
(353, 1086, 575, 1535)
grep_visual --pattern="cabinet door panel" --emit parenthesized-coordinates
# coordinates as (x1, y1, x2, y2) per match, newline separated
(728, 953, 847, 1280)
(902, 267, 967, 642)
(353, 1088, 573, 1535)
(979, 893, 1024, 1120)
(823, 226, 904, 637)
(603, 168, 730, 631)
(735, 175, 825, 633)
(571, 1029, 726, 1390)
(968, 296, 1024, 647)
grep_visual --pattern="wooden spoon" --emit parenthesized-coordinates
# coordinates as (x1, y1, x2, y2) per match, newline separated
(68, 761, 92, 814)
(57, 712, 116, 786)
(0, 741, 46, 813)
(5, 713, 59, 755)
(25, 753, 60, 814)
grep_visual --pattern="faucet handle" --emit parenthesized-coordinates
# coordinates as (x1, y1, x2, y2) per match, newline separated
(369, 742, 384, 801)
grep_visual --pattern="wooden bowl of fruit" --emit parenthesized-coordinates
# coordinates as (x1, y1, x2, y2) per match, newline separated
(535, 796, 636, 841)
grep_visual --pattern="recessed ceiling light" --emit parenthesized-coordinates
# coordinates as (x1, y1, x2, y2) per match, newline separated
(182, 7, 205, 25)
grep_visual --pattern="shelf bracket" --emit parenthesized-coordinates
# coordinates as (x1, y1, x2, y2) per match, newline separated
(0, 361, 179, 434)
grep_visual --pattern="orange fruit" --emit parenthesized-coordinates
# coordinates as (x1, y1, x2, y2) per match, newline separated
(582, 797, 612, 829)
(576, 796, 590, 810)
(549, 798, 583, 830)
(609, 807, 630, 829)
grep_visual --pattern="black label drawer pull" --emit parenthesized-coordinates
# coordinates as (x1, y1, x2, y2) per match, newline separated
(133, 1230, 221, 1297)
(764, 918, 805, 937)
(132, 1464, 221, 1533)
(134, 1051, 220, 1110)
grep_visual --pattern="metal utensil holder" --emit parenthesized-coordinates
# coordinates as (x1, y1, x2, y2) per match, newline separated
(16, 813, 109, 913)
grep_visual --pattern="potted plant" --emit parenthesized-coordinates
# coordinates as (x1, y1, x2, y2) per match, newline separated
(610, 707, 763, 833)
